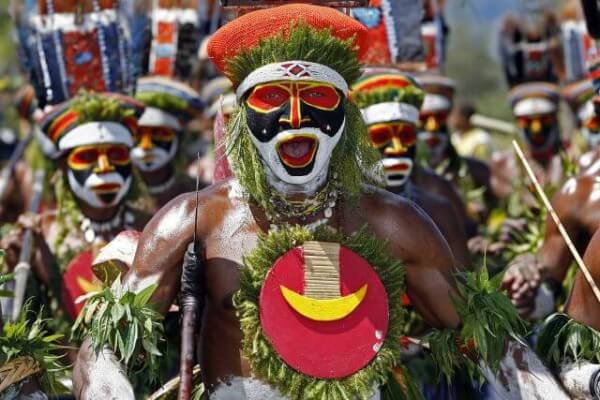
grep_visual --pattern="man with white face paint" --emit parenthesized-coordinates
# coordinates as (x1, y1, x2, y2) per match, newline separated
(2, 92, 151, 320)
(505, 82, 565, 187)
(134, 76, 202, 209)
(416, 74, 494, 222)
(352, 68, 468, 267)
(74, 5, 562, 400)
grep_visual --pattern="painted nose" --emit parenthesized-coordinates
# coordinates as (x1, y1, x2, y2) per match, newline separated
(425, 116, 439, 132)
(530, 119, 542, 135)
(94, 153, 115, 173)
(140, 132, 154, 150)
(384, 136, 407, 156)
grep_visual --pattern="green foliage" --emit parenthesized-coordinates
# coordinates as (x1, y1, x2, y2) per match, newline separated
(426, 268, 527, 384)
(0, 305, 67, 394)
(235, 225, 410, 400)
(227, 23, 362, 86)
(0, 250, 13, 297)
(135, 92, 188, 116)
(537, 313, 600, 368)
(71, 91, 135, 124)
(352, 86, 424, 110)
(71, 276, 166, 387)
(226, 100, 382, 218)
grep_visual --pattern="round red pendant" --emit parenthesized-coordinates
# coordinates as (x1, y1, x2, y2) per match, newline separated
(259, 245, 389, 379)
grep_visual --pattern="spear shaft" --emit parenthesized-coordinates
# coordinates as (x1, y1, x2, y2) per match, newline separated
(512, 140, 600, 305)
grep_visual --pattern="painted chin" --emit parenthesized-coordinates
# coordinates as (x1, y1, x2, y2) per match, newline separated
(583, 128, 600, 148)
(250, 121, 345, 189)
(68, 170, 131, 209)
(382, 158, 413, 187)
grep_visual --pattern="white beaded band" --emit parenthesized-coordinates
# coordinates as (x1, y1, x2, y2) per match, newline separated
(361, 102, 419, 125)
(421, 93, 451, 113)
(236, 61, 348, 99)
(513, 97, 557, 117)
(59, 121, 133, 151)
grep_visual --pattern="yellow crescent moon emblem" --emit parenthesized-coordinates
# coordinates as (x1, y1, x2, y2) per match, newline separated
(76, 276, 101, 294)
(280, 284, 368, 321)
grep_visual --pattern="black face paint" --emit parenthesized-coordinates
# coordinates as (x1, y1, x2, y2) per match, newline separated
(244, 85, 345, 143)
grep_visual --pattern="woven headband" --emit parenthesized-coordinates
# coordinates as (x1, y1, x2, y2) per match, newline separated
(236, 61, 348, 99)
(361, 102, 419, 125)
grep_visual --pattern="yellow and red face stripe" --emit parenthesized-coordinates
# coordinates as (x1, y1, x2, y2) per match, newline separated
(67, 143, 131, 170)
(247, 81, 341, 128)
(49, 110, 80, 143)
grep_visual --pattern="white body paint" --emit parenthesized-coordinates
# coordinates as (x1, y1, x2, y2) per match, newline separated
(559, 360, 600, 399)
(481, 340, 569, 400)
(210, 377, 380, 400)
(81, 346, 134, 400)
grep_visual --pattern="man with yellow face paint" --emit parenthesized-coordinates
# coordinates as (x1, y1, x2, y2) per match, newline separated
(133, 76, 203, 209)
(508, 82, 564, 187)
(416, 74, 495, 222)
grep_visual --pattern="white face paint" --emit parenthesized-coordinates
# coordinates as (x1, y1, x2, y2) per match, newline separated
(381, 158, 413, 187)
(131, 136, 179, 172)
(418, 130, 449, 164)
(67, 169, 131, 208)
(249, 122, 344, 191)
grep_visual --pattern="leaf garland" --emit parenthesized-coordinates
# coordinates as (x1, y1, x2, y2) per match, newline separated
(71, 276, 166, 387)
(235, 225, 411, 400)
(352, 86, 424, 110)
(0, 304, 67, 395)
(537, 313, 600, 368)
(426, 268, 527, 384)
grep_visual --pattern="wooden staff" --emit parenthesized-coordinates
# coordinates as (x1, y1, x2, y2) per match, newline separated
(512, 140, 600, 304)
(10, 169, 46, 321)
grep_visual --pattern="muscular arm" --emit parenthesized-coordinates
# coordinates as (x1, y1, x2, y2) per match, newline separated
(539, 179, 583, 284)
(366, 192, 460, 329)
(421, 194, 470, 269)
(74, 184, 227, 398)
(558, 229, 600, 399)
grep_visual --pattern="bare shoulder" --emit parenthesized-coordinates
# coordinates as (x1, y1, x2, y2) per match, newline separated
(358, 185, 452, 263)
(551, 174, 595, 214)
(143, 178, 244, 239)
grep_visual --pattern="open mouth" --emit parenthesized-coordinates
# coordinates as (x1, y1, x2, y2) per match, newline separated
(92, 183, 121, 194)
(277, 135, 318, 169)
(529, 132, 545, 146)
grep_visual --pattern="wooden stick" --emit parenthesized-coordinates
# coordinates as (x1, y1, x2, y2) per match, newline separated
(512, 140, 600, 304)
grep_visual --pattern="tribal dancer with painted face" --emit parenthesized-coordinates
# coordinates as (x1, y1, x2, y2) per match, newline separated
(72, 5, 564, 399)
(2, 0, 149, 322)
(353, 68, 472, 399)
(131, 2, 206, 209)
(416, 74, 495, 222)
(133, 77, 202, 209)
(352, 69, 468, 268)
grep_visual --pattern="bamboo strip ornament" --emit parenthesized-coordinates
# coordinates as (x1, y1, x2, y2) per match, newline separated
(512, 140, 600, 305)
(0, 356, 41, 393)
